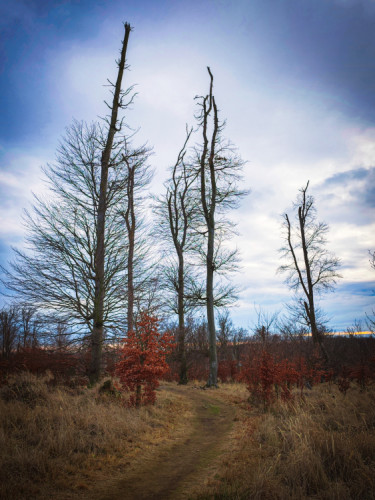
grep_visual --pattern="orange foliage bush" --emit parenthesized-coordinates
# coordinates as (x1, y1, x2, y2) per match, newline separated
(115, 313, 174, 406)
(239, 349, 328, 408)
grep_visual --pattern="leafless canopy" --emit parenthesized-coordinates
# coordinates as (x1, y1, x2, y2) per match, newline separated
(278, 181, 341, 359)
(1, 122, 131, 336)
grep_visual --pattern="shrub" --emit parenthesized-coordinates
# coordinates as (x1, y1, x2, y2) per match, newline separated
(239, 349, 328, 408)
(115, 313, 174, 406)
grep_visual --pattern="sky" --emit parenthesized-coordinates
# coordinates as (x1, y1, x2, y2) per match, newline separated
(0, 0, 374, 331)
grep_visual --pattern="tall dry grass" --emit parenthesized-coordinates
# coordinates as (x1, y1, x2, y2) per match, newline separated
(196, 383, 375, 499)
(0, 372, 187, 499)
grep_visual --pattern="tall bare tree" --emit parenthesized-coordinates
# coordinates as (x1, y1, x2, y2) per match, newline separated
(278, 181, 341, 361)
(92, 22, 132, 382)
(154, 127, 197, 384)
(120, 142, 153, 334)
(194, 68, 247, 387)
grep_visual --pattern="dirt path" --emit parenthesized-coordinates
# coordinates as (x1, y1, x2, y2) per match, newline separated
(91, 385, 234, 500)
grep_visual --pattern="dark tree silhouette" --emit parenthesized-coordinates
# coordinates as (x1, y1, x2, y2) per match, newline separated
(193, 68, 247, 387)
(2, 24, 139, 383)
(278, 181, 341, 361)
(92, 22, 132, 383)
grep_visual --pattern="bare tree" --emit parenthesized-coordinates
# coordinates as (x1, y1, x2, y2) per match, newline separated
(154, 127, 197, 384)
(1, 119, 150, 379)
(278, 181, 341, 360)
(120, 142, 153, 334)
(252, 305, 279, 344)
(19, 305, 41, 349)
(217, 309, 233, 349)
(193, 67, 247, 387)
(92, 22, 132, 383)
(2, 123, 128, 329)
(2, 24, 136, 382)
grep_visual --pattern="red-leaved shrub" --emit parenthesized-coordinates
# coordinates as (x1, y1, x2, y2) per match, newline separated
(115, 313, 174, 407)
(239, 349, 328, 408)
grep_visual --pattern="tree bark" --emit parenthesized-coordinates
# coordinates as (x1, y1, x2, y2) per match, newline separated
(177, 251, 188, 384)
(90, 23, 132, 384)
(125, 161, 135, 334)
(206, 225, 218, 386)
(200, 68, 219, 387)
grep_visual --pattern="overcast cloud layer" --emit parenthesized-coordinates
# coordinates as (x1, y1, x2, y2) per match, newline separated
(0, 0, 374, 331)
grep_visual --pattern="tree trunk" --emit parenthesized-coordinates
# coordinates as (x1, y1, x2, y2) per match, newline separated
(199, 68, 219, 388)
(90, 23, 132, 384)
(206, 225, 218, 387)
(177, 253, 188, 384)
(125, 163, 135, 334)
(299, 206, 329, 363)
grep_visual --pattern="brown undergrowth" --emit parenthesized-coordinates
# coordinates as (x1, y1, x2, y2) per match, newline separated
(195, 383, 375, 499)
(0, 372, 189, 500)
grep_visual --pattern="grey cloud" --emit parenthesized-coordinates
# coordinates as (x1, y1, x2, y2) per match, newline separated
(324, 167, 370, 185)
(321, 166, 375, 211)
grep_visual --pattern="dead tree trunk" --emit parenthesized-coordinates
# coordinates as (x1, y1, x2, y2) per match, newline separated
(298, 196, 329, 363)
(199, 68, 219, 387)
(124, 160, 135, 334)
(90, 23, 132, 384)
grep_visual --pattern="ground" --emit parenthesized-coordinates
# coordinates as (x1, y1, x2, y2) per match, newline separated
(63, 384, 236, 500)
(2, 376, 375, 499)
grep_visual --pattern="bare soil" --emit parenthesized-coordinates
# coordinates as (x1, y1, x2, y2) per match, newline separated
(79, 384, 235, 500)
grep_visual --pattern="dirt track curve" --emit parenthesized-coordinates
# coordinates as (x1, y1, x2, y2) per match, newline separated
(92, 385, 234, 500)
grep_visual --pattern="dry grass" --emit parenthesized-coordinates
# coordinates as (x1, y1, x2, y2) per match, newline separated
(0, 373, 189, 500)
(195, 383, 375, 500)
(3, 374, 375, 500)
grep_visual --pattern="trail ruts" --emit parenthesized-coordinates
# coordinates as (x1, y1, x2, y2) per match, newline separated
(93, 385, 234, 500)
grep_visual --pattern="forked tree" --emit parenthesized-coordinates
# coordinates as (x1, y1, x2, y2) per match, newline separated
(120, 143, 153, 335)
(154, 127, 197, 384)
(194, 68, 247, 387)
(278, 181, 341, 361)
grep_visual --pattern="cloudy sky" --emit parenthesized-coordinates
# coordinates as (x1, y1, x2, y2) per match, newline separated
(1, 0, 374, 331)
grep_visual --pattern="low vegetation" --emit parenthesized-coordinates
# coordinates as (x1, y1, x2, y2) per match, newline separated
(1, 335, 374, 499)
(0, 372, 189, 500)
(195, 383, 375, 500)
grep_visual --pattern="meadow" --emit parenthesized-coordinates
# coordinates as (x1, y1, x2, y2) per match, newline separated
(1, 359, 375, 499)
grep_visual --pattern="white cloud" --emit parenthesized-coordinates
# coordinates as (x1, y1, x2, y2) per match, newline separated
(1, 11, 374, 328)
(0, 151, 50, 239)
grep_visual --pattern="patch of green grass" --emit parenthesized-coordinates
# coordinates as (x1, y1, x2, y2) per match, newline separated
(208, 404, 220, 415)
